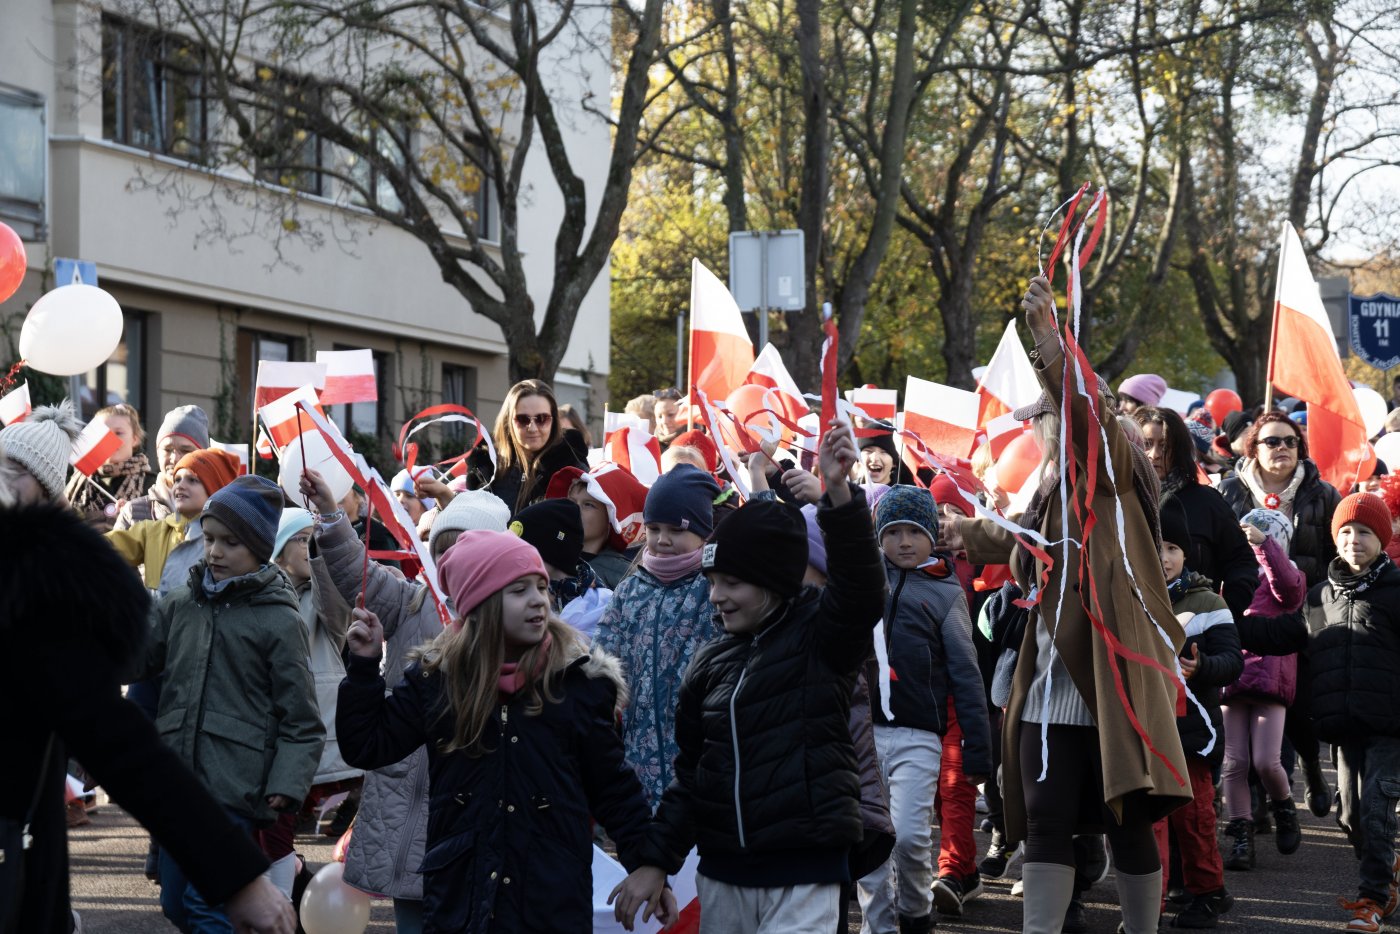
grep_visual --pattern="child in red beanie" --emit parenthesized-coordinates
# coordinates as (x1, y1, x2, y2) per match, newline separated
(1306, 492, 1400, 933)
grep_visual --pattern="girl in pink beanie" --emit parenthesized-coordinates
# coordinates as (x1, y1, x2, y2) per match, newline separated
(336, 530, 670, 931)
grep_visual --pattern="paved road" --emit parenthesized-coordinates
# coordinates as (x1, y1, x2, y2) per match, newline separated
(71, 767, 1360, 932)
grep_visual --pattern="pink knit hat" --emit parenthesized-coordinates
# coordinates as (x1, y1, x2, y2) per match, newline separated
(437, 529, 548, 621)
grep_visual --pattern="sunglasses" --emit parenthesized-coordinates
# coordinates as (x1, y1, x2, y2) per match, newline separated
(1258, 435, 1299, 450)
(514, 413, 553, 428)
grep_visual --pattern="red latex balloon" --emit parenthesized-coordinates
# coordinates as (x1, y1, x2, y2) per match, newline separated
(726, 383, 790, 450)
(0, 222, 25, 304)
(1356, 443, 1378, 485)
(994, 432, 1042, 493)
(1205, 388, 1243, 427)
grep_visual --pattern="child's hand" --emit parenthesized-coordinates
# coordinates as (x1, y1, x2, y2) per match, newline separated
(298, 469, 340, 515)
(781, 467, 823, 505)
(415, 471, 454, 507)
(1240, 522, 1265, 546)
(939, 507, 965, 553)
(819, 421, 858, 505)
(1180, 642, 1200, 680)
(965, 773, 989, 788)
(609, 866, 670, 931)
(347, 607, 385, 659)
(265, 794, 294, 811)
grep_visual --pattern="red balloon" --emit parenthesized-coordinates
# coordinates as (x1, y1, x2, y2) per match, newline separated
(0, 222, 25, 305)
(1205, 388, 1243, 427)
(726, 383, 790, 450)
(994, 432, 1042, 493)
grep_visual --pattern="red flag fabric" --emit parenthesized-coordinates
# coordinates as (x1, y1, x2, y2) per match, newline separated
(546, 463, 649, 552)
(603, 412, 661, 487)
(689, 259, 755, 403)
(846, 386, 897, 426)
(821, 308, 838, 440)
(744, 343, 811, 426)
(69, 418, 123, 477)
(1268, 222, 1369, 490)
(209, 440, 251, 476)
(975, 320, 1040, 426)
(0, 382, 31, 426)
(316, 349, 378, 406)
(259, 385, 325, 451)
(254, 361, 327, 411)
(902, 376, 980, 459)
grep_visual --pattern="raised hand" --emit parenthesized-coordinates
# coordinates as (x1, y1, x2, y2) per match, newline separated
(819, 421, 858, 506)
(298, 469, 339, 515)
(346, 606, 385, 659)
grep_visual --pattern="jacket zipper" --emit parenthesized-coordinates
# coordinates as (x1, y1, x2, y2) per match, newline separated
(729, 664, 748, 849)
(652, 606, 666, 789)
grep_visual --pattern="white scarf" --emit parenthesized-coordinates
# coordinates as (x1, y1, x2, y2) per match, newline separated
(1239, 459, 1305, 519)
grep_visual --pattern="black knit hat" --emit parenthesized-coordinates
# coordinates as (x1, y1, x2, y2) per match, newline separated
(860, 432, 900, 462)
(702, 499, 809, 598)
(1222, 411, 1251, 443)
(510, 499, 584, 574)
(1159, 494, 1197, 567)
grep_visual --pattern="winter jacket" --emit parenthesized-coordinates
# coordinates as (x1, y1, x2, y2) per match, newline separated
(636, 487, 888, 886)
(467, 431, 589, 514)
(134, 562, 324, 823)
(1219, 460, 1341, 588)
(1223, 538, 1303, 707)
(105, 511, 195, 589)
(290, 566, 361, 785)
(869, 556, 992, 778)
(337, 645, 652, 933)
(2, 505, 268, 934)
(316, 514, 445, 900)
(850, 671, 895, 837)
(1170, 575, 1243, 768)
(114, 474, 176, 530)
(1245, 537, 1307, 617)
(1307, 556, 1400, 743)
(592, 562, 718, 806)
(585, 547, 635, 590)
(1163, 480, 1260, 620)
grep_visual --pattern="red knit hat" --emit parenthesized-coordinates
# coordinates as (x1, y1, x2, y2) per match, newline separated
(1332, 492, 1394, 549)
(928, 473, 971, 517)
(670, 429, 720, 474)
(173, 449, 241, 496)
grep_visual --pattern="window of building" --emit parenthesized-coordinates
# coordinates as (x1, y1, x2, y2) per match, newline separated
(441, 362, 478, 444)
(76, 313, 146, 423)
(0, 85, 45, 238)
(465, 144, 496, 241)
(333, 348, 390, 439)
(252, 74, 323, 196)
(101, 16, 208, 162)
(347, 123, 408, 214)
(236, 329, 300, 426)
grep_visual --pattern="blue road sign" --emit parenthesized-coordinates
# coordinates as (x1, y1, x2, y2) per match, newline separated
(54, 258, 98, 287)
(1349, 292, 1400, 371)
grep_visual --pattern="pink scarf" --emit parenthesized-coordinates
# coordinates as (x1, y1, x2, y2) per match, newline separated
(499, 634, 552, 696)
(642, 548, 705, 584)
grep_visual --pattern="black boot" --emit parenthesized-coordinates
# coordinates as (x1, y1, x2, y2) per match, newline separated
(1271, 798, 1301, 855)
(1223, 818, 1255, 871)
(1304, 754, 1333, 818)
(1250, 784, 1272, 835)
(898, 914, 934, 934)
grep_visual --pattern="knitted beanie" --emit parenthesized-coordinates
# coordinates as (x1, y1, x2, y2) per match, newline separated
(860, 433, 900, 463)
(1241, 507, 1293, 555)
(1186, 418, 1217, 458)
(0, 399, 82, 499)
(157, 404, 210, 448)
(644, 464, 720, 538)
(1160, 494, 1199, 569)
(438, 529, 548, 618)
(173, 449, 241, 496)
(429, 489, 511, 554)
(670, 430, 720, 473)
(510, 499, 584, 573)
(800, 504, 827, 577)
(701, 499, 809, 598)
(928, 473, 971, 517)
(1118, 374, 1168, 407)
(1221, 411, 1251, 444)
(273, 508, 315, 560)
(1332, 492, 1394, 549)
(873, 484, 939, 545)
(203, 475, 286, 563)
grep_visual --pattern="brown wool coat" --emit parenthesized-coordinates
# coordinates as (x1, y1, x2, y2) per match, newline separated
(965, 354, 1190, 847)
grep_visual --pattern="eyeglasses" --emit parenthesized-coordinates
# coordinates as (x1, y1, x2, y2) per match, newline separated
(1258, 435, 1299, 450)
(514, 413, 553, 429)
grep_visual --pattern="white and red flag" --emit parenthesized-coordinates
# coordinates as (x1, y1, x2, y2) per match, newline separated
(258, 384, 325, 452)
(603, 411, 661, 487)
(846, 385, 898, 426)
(744, 343, 811, 427)
(975, 320, 1040, 425)
(689, 258, 755, 404)
(315, 349, 377, 406)
(210, 440, 251, 476)
(903, 376, 980, 459)
(0, 382, 31, 425)
(1267, 221, 1369, 490)
(69, 418, 123, 477)
(254, 361, 327, 411)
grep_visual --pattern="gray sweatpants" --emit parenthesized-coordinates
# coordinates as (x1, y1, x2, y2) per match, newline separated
(696, 874, 841, 934)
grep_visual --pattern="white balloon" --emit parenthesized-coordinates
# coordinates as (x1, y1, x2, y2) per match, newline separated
(1354, 386, 1389, 439)
(298, 862, 370, 934)
(279, 430, 354, 509)
(19, 285, 124, 377)
(1374, 432, 1400, 472)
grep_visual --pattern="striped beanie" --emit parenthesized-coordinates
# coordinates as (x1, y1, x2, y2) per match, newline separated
(873, 484, 938, 545)
(203, 475, 285, 563)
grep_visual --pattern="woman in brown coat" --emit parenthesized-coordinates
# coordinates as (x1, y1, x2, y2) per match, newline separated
(943, 276, 1190, 934)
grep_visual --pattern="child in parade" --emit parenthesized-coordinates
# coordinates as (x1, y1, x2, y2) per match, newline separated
(336, 529, 662, 931)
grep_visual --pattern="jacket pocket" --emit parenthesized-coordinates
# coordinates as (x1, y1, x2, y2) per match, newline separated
(199, 709, 275, 810)
(419, 829, 475, 931)
(155, 705, 186, 742)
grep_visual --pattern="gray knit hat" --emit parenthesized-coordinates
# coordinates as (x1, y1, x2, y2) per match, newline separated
(203, 475, 285, 563)
(429, 489, 511, 554)
(0, 399, 82, 499)
(157, 404, 210, 448)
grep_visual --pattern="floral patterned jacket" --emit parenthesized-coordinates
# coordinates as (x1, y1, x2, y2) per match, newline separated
(592, 567, 718, 807)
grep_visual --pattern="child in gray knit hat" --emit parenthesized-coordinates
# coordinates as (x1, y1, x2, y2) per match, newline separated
(0, 400, 83, 504)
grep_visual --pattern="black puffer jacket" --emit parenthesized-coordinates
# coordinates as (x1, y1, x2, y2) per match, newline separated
(1170, 573, 1243, 768)
(1218, 460, 1341, 588)
(337, 645, 651, 933)
(1306, 556, 1400, 744)
(637, 487, 887, 886)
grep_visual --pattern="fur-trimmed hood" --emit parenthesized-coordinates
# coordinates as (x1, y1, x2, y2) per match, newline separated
(573, 643, 629, 715)
(1, 504, 151, 667)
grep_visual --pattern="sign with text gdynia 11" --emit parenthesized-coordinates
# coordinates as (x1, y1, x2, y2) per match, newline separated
(1350, 292, 1400, 371)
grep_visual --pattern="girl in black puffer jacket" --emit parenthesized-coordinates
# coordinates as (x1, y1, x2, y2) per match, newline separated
(612, 423, 887, 933)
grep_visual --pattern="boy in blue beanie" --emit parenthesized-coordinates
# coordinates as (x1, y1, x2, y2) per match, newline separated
(134, 474, 324, 930)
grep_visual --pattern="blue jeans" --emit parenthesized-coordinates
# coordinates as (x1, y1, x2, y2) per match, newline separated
(159, 810, 254, 933)
(1337, 736, 1400, 904)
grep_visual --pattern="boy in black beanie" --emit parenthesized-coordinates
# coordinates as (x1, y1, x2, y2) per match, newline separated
(613, 423, 888, 933)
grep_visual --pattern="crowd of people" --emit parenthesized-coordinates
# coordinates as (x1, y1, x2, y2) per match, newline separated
(4, 273, 1400, 934)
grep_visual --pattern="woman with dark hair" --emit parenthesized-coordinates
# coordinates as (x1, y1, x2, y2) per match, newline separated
(467, 379, 588, 513)
(1133, 407, 1259, 620)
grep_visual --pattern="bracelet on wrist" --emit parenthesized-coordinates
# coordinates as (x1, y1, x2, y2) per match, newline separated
(317, 509, 346, 523)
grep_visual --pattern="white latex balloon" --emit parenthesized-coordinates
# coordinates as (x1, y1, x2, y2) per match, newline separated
(1374, 432, 1400, 472)
(19, 285, 124, 376)
(279, 430, 354, 509)
(298, 862, 370, 934)
(1354, 386, 1389, 439)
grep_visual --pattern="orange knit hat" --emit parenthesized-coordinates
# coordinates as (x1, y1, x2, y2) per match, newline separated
(1332, 492, 1394, 549)
(173, 449, 241, 496)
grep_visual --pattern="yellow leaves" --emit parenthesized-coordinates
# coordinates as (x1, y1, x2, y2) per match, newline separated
(282, 218, 301, 232)
(257, 66, 274, 81)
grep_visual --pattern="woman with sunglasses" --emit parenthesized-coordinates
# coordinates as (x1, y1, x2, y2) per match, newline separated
(471, 379, 588, 514)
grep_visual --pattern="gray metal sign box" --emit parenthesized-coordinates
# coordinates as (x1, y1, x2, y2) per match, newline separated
(729, 230, 806, 312)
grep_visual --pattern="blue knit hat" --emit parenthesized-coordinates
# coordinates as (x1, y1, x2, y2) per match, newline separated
(873, 484, 938, 545)
(204, 475, 286, 563)
(644, 464, 721, 537)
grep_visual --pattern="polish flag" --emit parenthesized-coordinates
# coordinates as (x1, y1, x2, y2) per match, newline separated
(846, 385, 898, 426)
(69, 419, 123, 477)
(0, 383, 31, 425)
(258, 384, 325, 451)
(744, 343, 811, 426)
(603, 412, 661, 487)
(983, 411, 1029, 459)
(316, 349, 378, 405)
(689, 258, 755, 403)
(210, 440, 251, 476)
(975, 320, 1040, 425)
(254, 361, 328, 411)
(903, 376, 980, 459)
(1268, 222, 1369, 491)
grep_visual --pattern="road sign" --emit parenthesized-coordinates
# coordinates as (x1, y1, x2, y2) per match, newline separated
(1349, 292, 1400, 371)
(729, 230, 805, 312)
(54, 258, 98, 286)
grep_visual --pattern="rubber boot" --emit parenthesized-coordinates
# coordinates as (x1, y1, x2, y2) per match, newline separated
(1222, 818, 1254, 871)
(1115, 868, 1163, 934)
(1304, 754, 1332, 818)
(1271, 798, 1301, 855)
(1021, 863, 1077, 934)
